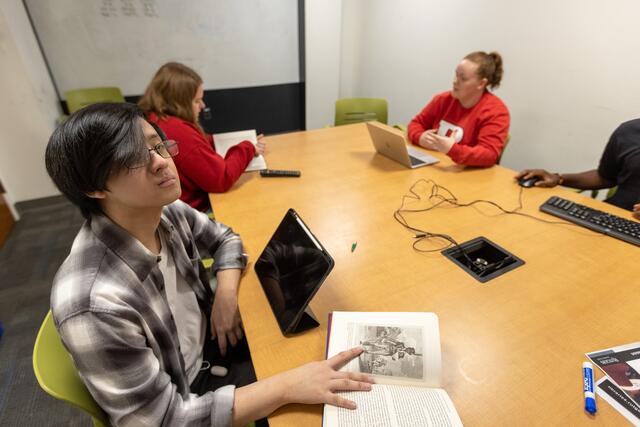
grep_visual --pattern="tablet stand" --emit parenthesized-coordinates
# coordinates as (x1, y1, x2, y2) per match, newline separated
(286, 306, 320, 335)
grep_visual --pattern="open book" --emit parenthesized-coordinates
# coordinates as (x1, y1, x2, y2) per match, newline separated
(323, 312, 462, 427)
(213, 129, 267, 172)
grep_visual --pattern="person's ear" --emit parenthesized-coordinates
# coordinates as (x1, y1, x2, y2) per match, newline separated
(86, 190, 107, 199)
(478, 78, 488, 90)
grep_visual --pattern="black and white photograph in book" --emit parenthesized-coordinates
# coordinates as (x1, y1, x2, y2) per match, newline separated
(354, 324, 424, 379)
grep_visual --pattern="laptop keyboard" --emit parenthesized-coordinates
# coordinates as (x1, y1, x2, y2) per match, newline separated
(409, 156, 423, 166)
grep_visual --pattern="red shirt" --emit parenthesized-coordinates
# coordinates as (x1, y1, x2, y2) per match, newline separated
(147, 113, 255, 211)
(408, 91, 510, 167)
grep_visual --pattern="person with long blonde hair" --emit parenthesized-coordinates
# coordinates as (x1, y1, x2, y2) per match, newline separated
(139, 62, 266, 211)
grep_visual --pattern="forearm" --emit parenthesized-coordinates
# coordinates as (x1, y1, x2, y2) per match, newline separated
(407, 119, 426, 145)
(560, 169, 614, 190)
(447, 143, 499, 167)
(215, 268, 241, 294)
(232, 373, 290, 427)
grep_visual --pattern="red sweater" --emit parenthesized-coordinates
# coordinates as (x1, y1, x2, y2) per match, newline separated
(408, 91, 510, 167)
(147, 113, 255, 211)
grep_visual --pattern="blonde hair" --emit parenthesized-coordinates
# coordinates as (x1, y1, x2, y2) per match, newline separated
(464, 51, 504, 90)
(138, 62, 204, 133)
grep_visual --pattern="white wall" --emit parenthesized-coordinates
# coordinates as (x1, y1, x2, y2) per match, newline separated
(304, 0, 343, 129)
(327, 0, 640, 174)
(5, 0, 640, 214)
(0, 0, 60, 214)
(25, 0, 300, 96)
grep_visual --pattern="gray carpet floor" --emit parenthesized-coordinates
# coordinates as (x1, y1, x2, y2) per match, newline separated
(0, 197, 89, 426)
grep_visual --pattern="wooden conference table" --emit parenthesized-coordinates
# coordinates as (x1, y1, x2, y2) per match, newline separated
(210, 123, 639, 426)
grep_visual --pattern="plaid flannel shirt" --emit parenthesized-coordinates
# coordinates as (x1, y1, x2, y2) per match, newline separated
(51, 200, 247, 426)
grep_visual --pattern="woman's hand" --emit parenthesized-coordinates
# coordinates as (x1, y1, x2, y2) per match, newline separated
(255, 134, 267, 156)
(418, 129, 456, 153)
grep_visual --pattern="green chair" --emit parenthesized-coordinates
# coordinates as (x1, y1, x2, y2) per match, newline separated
(335, 98, 388, 126)
(579, 186, 617, 199)
(33, 311, 110, 427)
(33, 311, 256, 427)
(496, 134, 511, 165)
(65, 87, 125, 114)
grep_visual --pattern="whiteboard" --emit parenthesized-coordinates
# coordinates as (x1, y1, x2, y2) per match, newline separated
(25, 0, 300, 96)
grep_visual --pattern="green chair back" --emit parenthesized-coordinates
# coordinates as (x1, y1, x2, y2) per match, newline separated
(577, 186, 617, 200)
(496, 134, 511, 165)
(335, 98, 388, 126)
(33, 311, 110, 427)
(65, 87, 125, 114)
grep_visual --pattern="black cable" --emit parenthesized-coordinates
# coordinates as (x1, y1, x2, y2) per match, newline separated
(393, 179, 599, 269)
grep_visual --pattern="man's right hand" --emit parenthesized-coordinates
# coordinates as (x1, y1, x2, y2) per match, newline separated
(280, 347, 375, 409)
(515, 169, 561, 187)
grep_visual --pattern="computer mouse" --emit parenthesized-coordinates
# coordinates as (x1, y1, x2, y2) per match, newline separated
(518, 176, 541, 188)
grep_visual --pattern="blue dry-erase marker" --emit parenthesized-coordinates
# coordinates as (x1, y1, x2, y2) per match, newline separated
(583, 361, 597, 414)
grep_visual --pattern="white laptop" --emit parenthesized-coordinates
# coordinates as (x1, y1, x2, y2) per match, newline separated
(366, 121, 439, 168)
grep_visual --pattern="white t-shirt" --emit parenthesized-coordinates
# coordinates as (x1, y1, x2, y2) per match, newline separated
(157, 230, 206, 383)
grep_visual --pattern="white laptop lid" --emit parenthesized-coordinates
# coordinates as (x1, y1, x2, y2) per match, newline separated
(366, 121, 439, 168)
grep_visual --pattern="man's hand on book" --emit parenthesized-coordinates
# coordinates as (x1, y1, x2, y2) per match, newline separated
(281, 346, 375, 409)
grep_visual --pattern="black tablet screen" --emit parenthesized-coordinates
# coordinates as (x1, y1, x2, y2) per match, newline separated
(255, 209, 334, 334)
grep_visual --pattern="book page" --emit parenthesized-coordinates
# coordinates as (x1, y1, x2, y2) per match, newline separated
(213, 129, 267, 171)
(323, 385, 462, 427)
(327, 312, 441, 388)
(587, 342, 640, 407)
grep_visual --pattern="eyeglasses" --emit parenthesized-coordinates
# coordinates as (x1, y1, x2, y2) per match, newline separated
(129, 140, 179, 169)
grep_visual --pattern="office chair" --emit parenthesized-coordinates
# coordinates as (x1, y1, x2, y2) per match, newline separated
(578, 186, 618, 200)
(33, 311, 256, 427)
(33, 311, 110, 427)
(65, 87, 126, 114)
(496, 134, 511, 165)
(335, 98, 388, 126)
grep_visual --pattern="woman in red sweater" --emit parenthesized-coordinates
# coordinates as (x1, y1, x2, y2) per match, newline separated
(408, 51, 509, 167)
(139, 62, 266, 211)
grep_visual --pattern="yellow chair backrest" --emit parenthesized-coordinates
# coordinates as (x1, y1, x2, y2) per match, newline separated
(33, 311, 110, 427)
(496, 134, 511, 165)
(335, 98, 388, 126)
(65, 87, 125, 114)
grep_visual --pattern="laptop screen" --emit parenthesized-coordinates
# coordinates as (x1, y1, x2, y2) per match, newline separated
(255, 209, 334, 334)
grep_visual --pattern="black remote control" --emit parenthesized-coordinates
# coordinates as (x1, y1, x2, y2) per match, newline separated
(260, 169, 301, 178)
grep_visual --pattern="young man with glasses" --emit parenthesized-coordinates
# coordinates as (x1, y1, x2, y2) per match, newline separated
(45, 103, 372, 426)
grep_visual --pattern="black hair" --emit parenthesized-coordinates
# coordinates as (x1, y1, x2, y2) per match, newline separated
(45, 102, 148, 219)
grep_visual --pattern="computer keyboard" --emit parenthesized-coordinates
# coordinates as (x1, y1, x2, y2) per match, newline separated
(540, 196, 640, 247)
